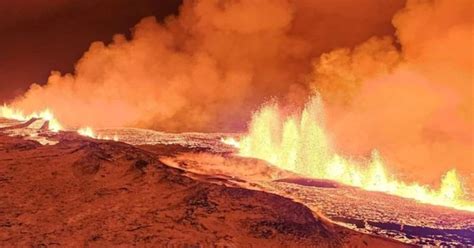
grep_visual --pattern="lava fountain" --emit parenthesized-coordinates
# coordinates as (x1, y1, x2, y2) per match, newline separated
(1, 105, 118, 141)
(0, 105, 62, 132)
(224, 96, 473, 212)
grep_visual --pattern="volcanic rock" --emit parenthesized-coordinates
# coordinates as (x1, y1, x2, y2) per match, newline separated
(0, 133, 409, 247)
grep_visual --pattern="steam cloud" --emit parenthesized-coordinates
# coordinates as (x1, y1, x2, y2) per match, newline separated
(10, 0, 403, 131)
(9, 0, 473, 187)
(311, 0, 473, 187)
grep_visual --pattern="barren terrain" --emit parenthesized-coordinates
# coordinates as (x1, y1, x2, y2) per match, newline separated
(0, 119, 409, 247)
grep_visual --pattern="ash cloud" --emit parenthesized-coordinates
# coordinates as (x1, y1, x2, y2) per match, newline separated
(311, 0, 473, 187)
(10, 0, 403, 132)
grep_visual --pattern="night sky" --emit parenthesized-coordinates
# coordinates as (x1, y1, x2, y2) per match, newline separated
(0, 0, 181, 102)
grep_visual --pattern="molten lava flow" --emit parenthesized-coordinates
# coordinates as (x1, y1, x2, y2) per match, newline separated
(0, 105, 62, 132)
(1, 105, 118, 141)
(226, 97, 473, 212)
(77, 127, 119, 141)
(77, 127, 95, 138)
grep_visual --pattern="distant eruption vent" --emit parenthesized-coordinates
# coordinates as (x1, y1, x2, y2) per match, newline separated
(234, 97, 473, 212)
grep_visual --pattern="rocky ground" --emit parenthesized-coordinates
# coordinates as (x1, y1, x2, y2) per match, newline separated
(0, 120, 409, 247)
(99, 127, 474, 247)
(159, 152, 474, 247)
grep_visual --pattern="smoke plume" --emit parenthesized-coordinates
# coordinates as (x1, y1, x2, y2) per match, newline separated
(10, 0, 403, 131)
(311, 0, 473, 187)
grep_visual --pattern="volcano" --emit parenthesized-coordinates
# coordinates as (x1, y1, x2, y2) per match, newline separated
(1, 0, 472, 247)
(1, 118, 472, 247)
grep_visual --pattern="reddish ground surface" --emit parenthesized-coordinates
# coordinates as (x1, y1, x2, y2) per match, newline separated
(0, 133, 410, 247)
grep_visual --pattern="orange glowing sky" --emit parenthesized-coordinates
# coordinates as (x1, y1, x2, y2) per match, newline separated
(0, 0, 182, 101)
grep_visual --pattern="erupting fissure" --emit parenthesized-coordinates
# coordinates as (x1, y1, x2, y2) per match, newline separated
(77, 127, 119, 141)
(0, 105, 117, 141)
(223, 97, 474, 212)
(1, 105, 62, 132)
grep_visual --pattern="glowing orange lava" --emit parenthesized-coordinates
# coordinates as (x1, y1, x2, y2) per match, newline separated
(1, 105, 118, 141)
(77, 126, 119, 141)
(223, 97, 474, 212)
(1, 105, 62, 132)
